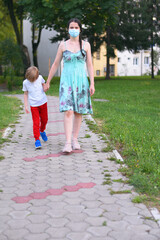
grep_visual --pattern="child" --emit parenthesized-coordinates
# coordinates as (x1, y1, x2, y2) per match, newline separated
(22, 66, 48, 149)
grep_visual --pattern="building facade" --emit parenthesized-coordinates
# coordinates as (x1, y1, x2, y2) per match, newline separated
(92, 44, 118, 77)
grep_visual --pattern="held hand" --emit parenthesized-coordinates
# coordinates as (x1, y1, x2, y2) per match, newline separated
(90, 84, 95, 96)
(44, 82, 50, 92)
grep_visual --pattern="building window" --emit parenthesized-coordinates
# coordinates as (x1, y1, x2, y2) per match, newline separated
(144, 57, 149, 64)
(133, 57, 138, 65)
(110, 65, 115, 76)
(96, 70, 100, 76)
(104, 67, 107, 72)
(96, 50, 100, 60)
(118, 57, 121, 62)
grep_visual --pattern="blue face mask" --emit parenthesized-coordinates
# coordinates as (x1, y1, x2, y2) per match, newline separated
(69, 29, 80, 38)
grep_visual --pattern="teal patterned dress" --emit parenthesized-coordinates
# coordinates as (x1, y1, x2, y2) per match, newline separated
(59, 42, 93, 114)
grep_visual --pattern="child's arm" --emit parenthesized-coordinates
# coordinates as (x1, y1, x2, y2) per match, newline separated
(24, 91, 30, 113)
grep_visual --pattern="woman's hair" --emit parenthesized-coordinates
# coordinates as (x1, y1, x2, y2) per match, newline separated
(25, 66, 39, 82)
(67, 18, 85, 57)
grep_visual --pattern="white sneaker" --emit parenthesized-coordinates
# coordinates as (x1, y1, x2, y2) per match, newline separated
(72, 139, 81, 150)
(63, 143, 72, 153)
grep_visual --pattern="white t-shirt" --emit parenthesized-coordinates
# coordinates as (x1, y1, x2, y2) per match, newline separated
(22, 75, 47, 107)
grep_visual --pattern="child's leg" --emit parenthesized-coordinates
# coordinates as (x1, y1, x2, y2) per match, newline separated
(30, 106, 40, 140)
(39, 102, 48, 133)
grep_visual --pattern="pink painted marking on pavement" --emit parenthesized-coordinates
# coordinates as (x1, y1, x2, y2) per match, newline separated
(23, 153, 61, 162)
(77, 182, 96, 188)
(62, 185, 80, 192)
(29, 132, 65, 138)
(11, 182, 96, 203)
(23, 150, 84, 162)
(29, 192, 50, 199)
(12, 196, 32, 203)
(23, 157, 37, 162)
(46, 189, 65, 195)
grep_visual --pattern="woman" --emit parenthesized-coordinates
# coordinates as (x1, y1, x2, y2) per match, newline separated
(45, 18, 95, 153)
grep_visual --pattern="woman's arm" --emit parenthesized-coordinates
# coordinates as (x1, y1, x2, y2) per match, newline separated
(24, 91, 29, 113)
(85, 42, 95, 96)
(45, 42, 63, 90)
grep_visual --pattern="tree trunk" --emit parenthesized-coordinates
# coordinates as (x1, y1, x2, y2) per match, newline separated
(32, 24, 42, 68)
(105, 27, 110, 80)
(6, 0, 21, 45)
(151, 31, 154, 79)
(5, 0, 30, 73)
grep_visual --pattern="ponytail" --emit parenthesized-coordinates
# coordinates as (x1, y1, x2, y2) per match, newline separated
(79, 35, 85, 58)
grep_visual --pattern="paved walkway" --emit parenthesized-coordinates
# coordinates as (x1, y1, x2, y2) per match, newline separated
(0, 95, 160, 240)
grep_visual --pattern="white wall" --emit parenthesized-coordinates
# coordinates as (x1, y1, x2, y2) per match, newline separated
(117, 50, 152, 76)
(23, 20, 60, 76)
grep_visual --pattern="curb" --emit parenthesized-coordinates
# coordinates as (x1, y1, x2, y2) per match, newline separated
(85, 114, 160, 227)
(2, 126, 13, 139)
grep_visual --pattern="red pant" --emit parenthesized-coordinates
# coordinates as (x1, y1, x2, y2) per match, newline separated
(30, 102, 48, 141)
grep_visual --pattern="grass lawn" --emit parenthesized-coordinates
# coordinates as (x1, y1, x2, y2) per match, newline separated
(91, 76, 160, 198)
(0, 94, 22, 144)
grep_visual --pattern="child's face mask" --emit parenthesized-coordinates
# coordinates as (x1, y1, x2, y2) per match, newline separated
(69, 29, 80, 38)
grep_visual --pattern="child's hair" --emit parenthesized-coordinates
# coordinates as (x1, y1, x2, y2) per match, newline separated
(25, 66, 39, 82)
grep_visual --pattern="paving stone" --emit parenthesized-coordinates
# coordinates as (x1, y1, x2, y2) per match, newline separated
(4, 229, 30, 240)
(47, 217, 69, 227)
(66, 213, 88, 222)
(104, 211, 125, 221)
(9, 210, 31, 219)
(87, 226, 111, 237)
(83, 208, 104, 217)
(123, 215, 145, 225)
(64, 205, 85, 214)
(64, 197, 82, 205)
(149, 228, 160, 238)
(0, 235, 8, 240)
(85, 216, 108, 226)
(47, 209, 68, 218)
(28, 206, 50, 214)
(120, 206, 141, 215)
(66, 222, 89, 231)
(26, 223, 50, 233)
(8, 219, 31, 229)
(67, 232, 92, 240)
(27, 214, 49, 224)
(47, 202, 67, 210)
(46, 227, 70, 238)
(81, 200, 101, 209)
(0, 207, 13, 215)
(24, 233, 50, 240)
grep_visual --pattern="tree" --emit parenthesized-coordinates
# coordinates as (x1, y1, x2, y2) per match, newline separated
(2, 0, 30, 73)
(19, 0, 58, 67)
(46, 0, 121, 79)
(117, 0, 160, 78)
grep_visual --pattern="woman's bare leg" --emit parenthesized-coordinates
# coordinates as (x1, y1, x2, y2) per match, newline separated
(73, 112, 82, 141)
(64, 110, 74, 144)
